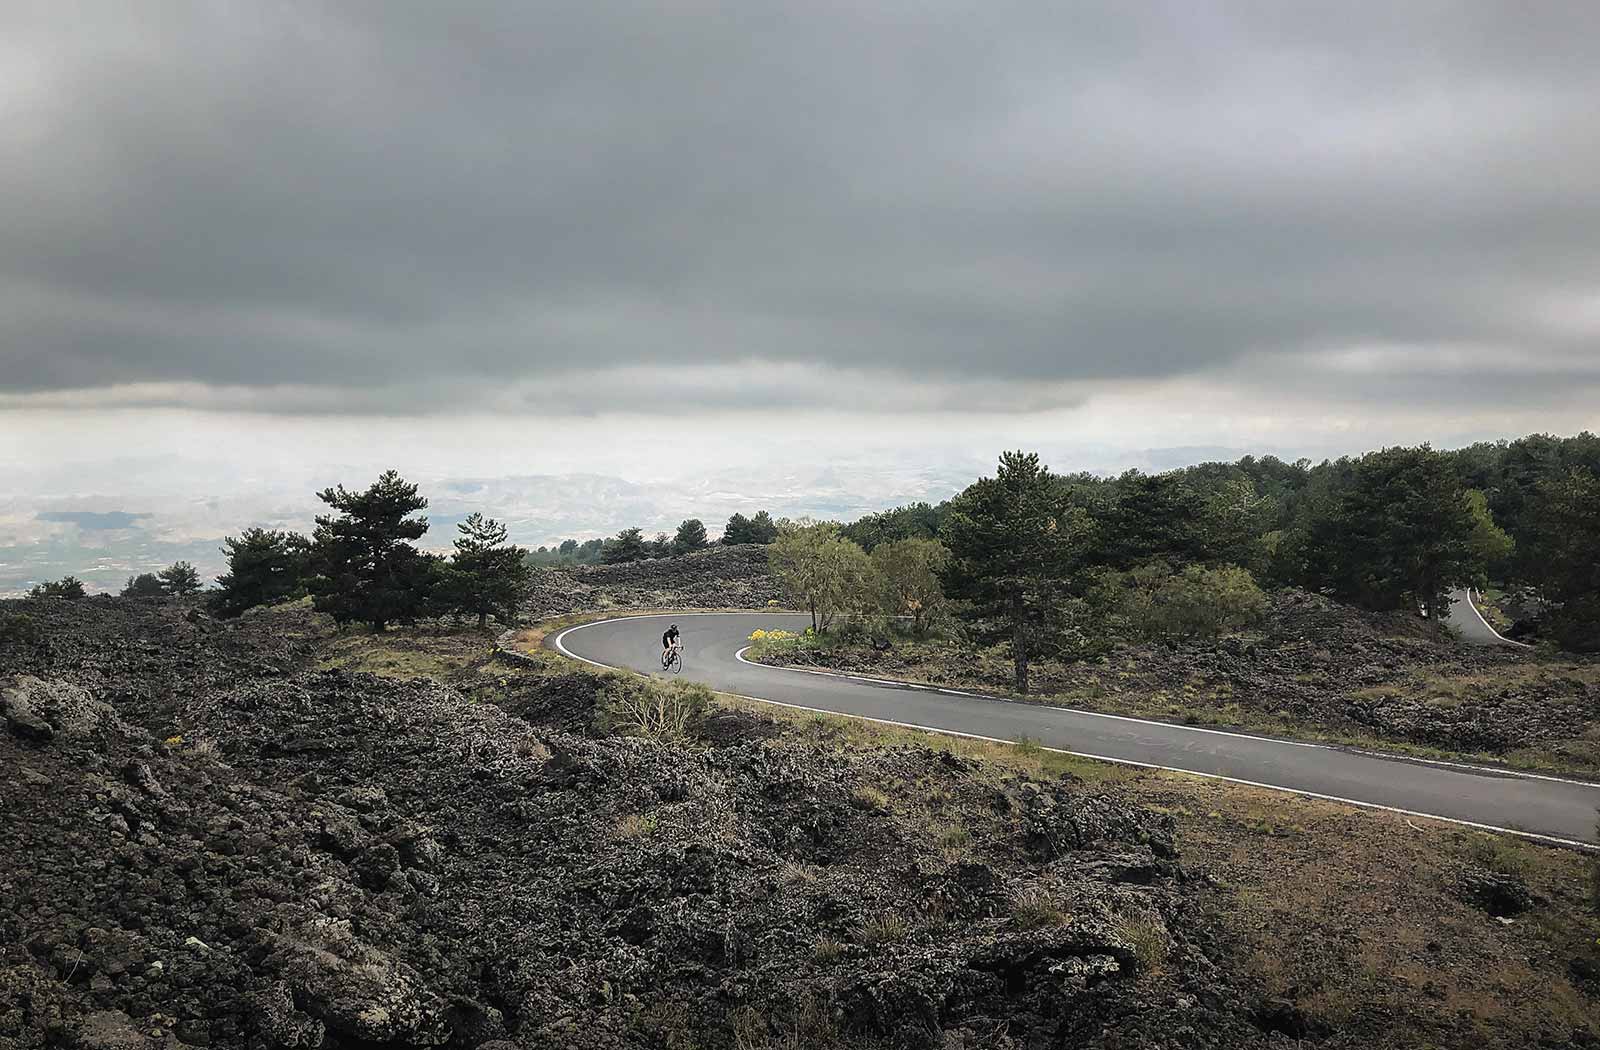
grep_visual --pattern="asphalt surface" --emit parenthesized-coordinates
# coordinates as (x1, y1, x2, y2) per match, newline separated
(1443, 587, 1531, 647)
(552, 612, 1600, 846)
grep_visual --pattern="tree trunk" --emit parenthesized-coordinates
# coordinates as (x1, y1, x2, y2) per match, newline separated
(810, 601, 817, 634)
(372, 619, 386, 633)
(478, 610, 487, 629)
(1011, 592, 1029, 695)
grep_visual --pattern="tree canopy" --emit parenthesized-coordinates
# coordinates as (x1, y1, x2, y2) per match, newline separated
(308, 470, 434, 631)
(768, 523, 870, 633)
(447, 512, 532, 628)
(941, 451, 1089, 693)
(213, 528, 309, 618)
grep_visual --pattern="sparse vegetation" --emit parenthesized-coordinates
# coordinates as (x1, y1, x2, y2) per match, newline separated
(810, 936, 845, 964)
(1112, 912, 1170, 976)
(1010, 886, 1069, 929)
(729, 994, 845, 1050)
(121, 572, 165, 597)
(27, 576, 86, 600)
(614, 812, 658, 839)
(855, 911, 910, 946)
(595, 676, 711, 739)
(935, 822, 972, 853)
(0, 612, 41, 644)
(158, 560, 203, 596)
(850, 784, 889, 810)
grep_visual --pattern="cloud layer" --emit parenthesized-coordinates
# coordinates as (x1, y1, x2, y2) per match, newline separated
(4, 3, 1599, 415)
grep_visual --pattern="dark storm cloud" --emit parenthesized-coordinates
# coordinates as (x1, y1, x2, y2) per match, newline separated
(3, 2, 1599, 412)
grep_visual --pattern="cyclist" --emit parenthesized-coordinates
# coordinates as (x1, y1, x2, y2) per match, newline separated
(661, 623, 681, 667)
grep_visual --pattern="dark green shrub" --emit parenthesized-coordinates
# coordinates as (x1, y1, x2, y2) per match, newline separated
(1113, 563, 1268, 642)
(122, 573, 165, 598)
(28, 576, 86, 600)
(0, 613, 41, 645)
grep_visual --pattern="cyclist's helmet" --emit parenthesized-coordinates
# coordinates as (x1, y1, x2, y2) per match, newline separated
(671, 623, 678, 630)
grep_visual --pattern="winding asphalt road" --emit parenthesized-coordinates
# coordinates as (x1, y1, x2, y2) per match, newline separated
(1443, 587, 1533, 648)
(551, 612, 1600, 846)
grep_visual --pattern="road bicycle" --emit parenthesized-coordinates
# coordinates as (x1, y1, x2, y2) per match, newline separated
(661, 645, 682, 675)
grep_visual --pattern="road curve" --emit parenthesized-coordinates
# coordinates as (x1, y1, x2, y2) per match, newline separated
(1442, 588, 1533, 648)
(550, 612, 1600, 846)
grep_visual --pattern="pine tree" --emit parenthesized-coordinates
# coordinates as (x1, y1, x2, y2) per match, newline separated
(601, 527, 648, 564)
(122, 573, 166, 597)
(941, 451, 1088, 694)
(1525, 467, 1600, 651)
(158, 560, 202, 596)
(28, 576, 87, 599)
(723, 511, 777, 545)
(448, 513, 532, 628)
(213, 529, 309, 617)
(673, 519, 709, 555)
(308, 470, 434, 631)
(1318, 446, 1478, 620)
(748, 511, 778, 544)
(723, 513, 752, 544)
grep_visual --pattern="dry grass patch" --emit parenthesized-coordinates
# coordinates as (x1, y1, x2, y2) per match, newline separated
(614, 813, 658, 840)
(1112, 912, 1170, 977)
(810, 936, 845, 965)
(850, 785, 890, 811)
(1010, 887, 1070, 930)
(856, 911, 911, 946)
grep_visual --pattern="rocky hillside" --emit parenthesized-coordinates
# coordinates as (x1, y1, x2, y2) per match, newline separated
(526, 544, 781, 621)
(1, 597, 1283, 1049)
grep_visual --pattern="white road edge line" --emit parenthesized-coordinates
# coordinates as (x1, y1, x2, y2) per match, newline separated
(732, 646, 1342, 748)
(715, 690, 1599, 852)
(559, 614, 1600, 786)
(1462, 587, 1535, 649)
(731, 647, 1600, 787)
(549, 614, 1600, 847)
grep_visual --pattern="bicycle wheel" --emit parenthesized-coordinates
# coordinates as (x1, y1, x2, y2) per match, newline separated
(667, 649, 682, 675)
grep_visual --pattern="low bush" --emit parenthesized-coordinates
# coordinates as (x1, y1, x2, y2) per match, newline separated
(1107, 562, 1268, 642)
(745, 627, 814, 661)
(594, 676, 711, 740)
(28, 576, 86, 600)
(0, 613, 41, 645)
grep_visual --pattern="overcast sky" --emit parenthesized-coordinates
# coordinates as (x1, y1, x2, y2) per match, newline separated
(3, 2, 1599, 590)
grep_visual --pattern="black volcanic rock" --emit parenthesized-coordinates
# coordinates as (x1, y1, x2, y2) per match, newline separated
(0, 596, 1274, 1049)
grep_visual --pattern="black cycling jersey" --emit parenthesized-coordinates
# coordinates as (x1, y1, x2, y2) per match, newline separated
(662, 626, 680, 649)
